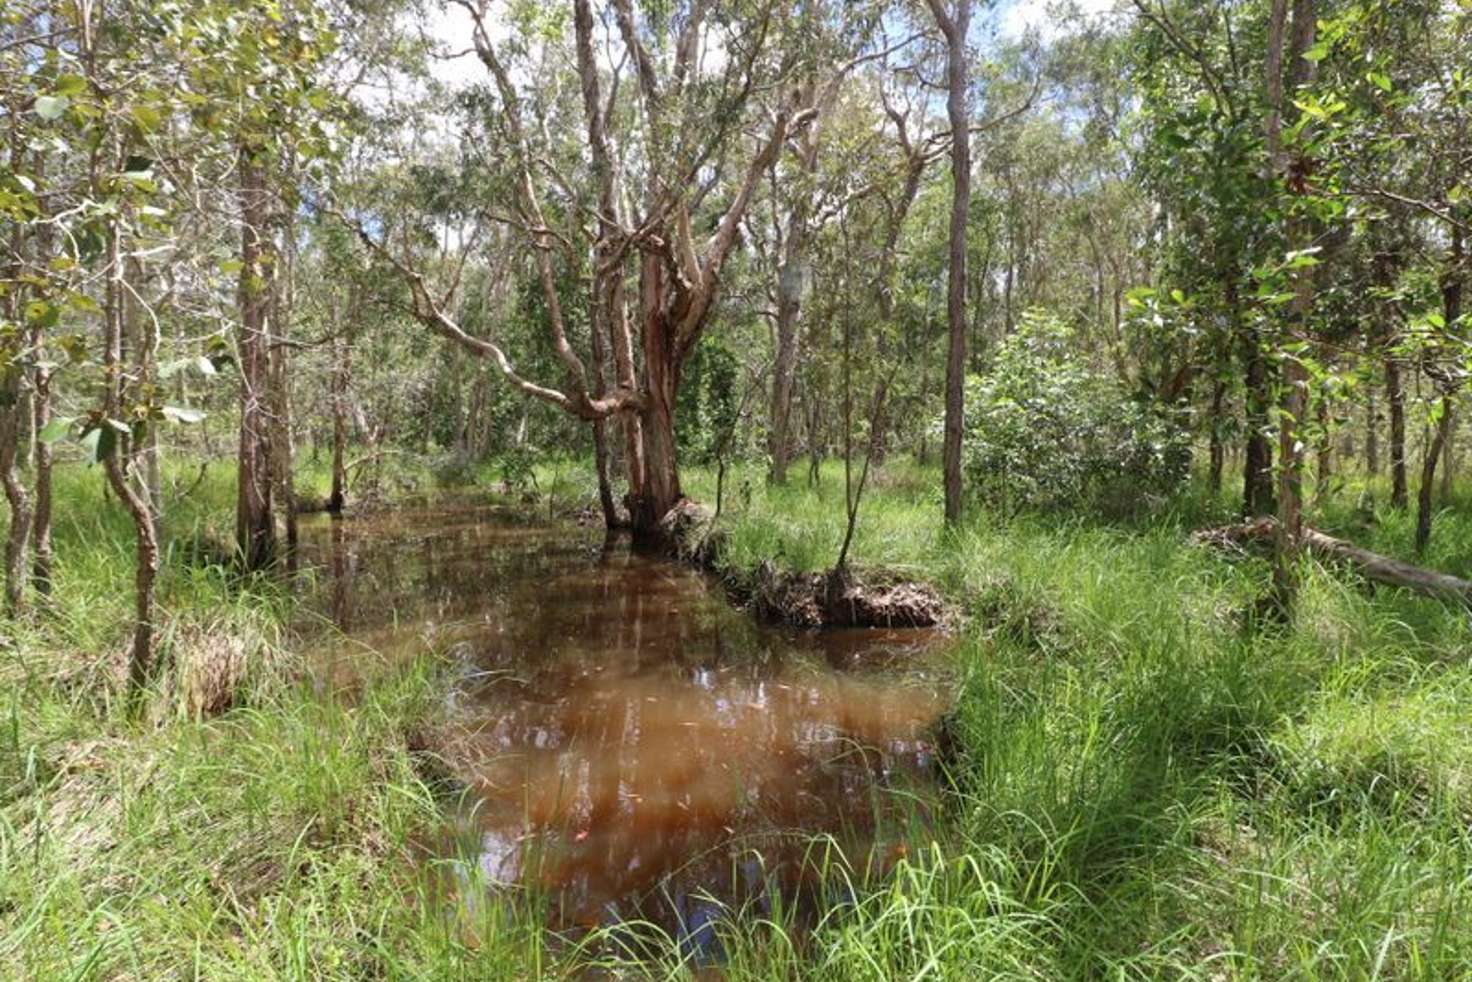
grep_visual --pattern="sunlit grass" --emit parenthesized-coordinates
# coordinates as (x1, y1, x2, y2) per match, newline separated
(3, 453, 1471, 977)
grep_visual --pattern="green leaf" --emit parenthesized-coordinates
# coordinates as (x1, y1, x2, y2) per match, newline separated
(34, 95, 69, 121)
(161, 405, 206, 424)
(53, 74, 86, 97)
(38, 417, 72, 444)
(79, 426, 104, 462)
(1368, 71, 1393, 93)
(130, 105, 163, 132)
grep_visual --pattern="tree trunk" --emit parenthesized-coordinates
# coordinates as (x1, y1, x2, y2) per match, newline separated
(1206, 518, 1472, 608)
(1314, 391, 1332, 505)
(329, 331, 349, 514)
(104, 212, 159, 701)
(575, 0, 640, 524)
(1365, 390, 1379, 476)
(1441, 402, 1456, 504)
(807, 394, 822, 486)
(1208, 377, 1227, 497)
(29, 159, 54, 596)
(269, 314, 297, 560)
(1416, 395, 1453, 555)
(122, 255, 163, 535)
(1270, 0, 1317, 613)
(769, 244, 803, 484)
(29, 355, 52, 597)
(236, 146, 276, 570)
(932, 0, 971, 528)
(1242, 326, 1275, 516)
(629, 255, 685, 541)
(1388, 356, 1408, 507)
(2, 115, 31, 614)
(586, 267, 619, 527)
(271, 193, 299, 563)
(0, 367, 31, 617)
(1417, 228, 1464, 553)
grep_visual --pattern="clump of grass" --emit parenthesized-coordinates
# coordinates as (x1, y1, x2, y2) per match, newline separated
(1270, 661, 1472, 819)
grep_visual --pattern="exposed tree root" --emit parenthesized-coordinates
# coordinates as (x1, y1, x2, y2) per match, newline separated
(657, 498, 950, 629)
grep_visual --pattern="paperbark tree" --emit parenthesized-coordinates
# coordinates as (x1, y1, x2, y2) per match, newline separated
(236, 144, 276, 571)
(357, 0, 817, 542)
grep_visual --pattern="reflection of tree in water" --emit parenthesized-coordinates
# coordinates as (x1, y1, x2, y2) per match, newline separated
(297, 499, 949, 935)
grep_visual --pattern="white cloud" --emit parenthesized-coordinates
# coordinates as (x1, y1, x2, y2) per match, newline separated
(422, 3, 494, 90)
(998, 0, 1122, 41)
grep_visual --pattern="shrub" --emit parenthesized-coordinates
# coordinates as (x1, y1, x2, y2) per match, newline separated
(963, 311, 1189, 514)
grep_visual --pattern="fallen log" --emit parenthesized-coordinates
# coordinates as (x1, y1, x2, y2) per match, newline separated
(1195, 518, 1472, 608)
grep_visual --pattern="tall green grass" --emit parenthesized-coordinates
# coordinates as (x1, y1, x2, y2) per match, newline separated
(674, 459, 1472, 979)
(3, 455, 1471, 978)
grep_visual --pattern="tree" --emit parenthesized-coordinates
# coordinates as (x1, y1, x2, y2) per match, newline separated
(350, 0, 825, 541)
(926, 0, 972, 526)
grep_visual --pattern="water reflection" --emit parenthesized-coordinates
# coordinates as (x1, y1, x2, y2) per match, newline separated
(298, 497, 950, 935)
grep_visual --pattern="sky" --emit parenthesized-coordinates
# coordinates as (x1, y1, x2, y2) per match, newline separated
(997, 0, 1123, 40)
(419, 0, 1128, 92)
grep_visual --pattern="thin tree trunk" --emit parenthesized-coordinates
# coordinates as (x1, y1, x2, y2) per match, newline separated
(1441, 402, 1455, 504)
(769, 238, 804, 483)
(807, 394, 822, 486)
(1388, 356, 1408, 507)
(588, 287, 619, 527)
(29, 151, 53, 596)
(1417, 394, 1453, 555)
(103, 203, 159, 701)
(270, 195, 299, 564)
(122, 255, 163, 535)
(1208, 377, 1227, 498)
(1270, 0, 1317, 612)
(0, 368, 31, 617)
(236, 145, 276, 570)
(1242, 327, 1275, 516)
(1365, 390, 1379, 477)
(575, 0, 640, 523)
(1417, 228, 1464, 553)
(931, 0, 971, 527)
(1314, 391, 1332, 506)
(329, 338, 350, 514)
(1, 115, 30, 614)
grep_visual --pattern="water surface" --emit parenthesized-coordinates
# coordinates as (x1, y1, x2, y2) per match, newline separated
(298, 497, 951, 938)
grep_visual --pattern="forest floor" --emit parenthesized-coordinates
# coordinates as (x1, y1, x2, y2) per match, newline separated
(2, 455, 1470, 979)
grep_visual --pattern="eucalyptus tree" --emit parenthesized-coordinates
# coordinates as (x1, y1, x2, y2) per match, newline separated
(925, 0, 972, 526)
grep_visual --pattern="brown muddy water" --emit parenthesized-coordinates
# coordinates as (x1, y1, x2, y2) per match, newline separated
(297, 496, 953, 950)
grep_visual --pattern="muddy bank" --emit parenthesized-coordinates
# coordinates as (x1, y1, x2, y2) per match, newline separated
(657, 498, 952, 630)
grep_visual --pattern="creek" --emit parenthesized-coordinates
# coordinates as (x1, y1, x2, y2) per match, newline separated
(298, 496, 952, 945)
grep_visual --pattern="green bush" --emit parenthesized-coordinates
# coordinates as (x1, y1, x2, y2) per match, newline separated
(963, 311, 1189, 514)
